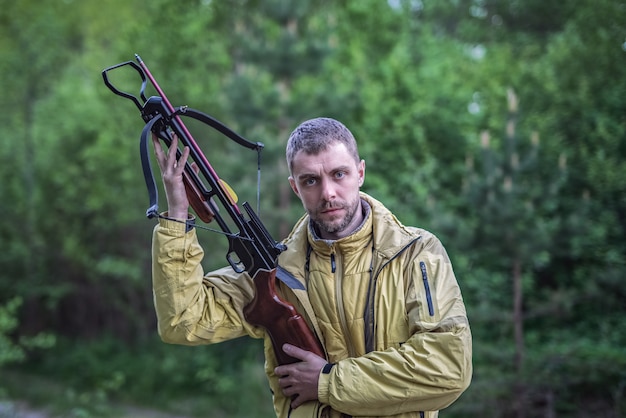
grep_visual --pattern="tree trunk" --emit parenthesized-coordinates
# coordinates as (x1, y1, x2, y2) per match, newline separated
(513, 255, 526, 418)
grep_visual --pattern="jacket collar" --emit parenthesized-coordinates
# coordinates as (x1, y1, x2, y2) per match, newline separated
(278, 192, 422, 281)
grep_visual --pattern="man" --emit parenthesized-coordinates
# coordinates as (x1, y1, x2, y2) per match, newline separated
(151, 117, 472, 417)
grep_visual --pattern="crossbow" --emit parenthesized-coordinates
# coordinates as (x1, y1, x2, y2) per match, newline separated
(102, 54, 324, 365)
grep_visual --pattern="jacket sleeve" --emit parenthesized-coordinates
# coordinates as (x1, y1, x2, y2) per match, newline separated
(318, 233, 472, 416)
(151, 217, 264, 345)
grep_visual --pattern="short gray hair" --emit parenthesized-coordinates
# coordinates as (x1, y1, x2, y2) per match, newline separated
(285, 117, 360, 174)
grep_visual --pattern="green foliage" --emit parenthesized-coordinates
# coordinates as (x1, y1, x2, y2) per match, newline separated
(0, 297, 56, 400)
(7, 336, 272, 417)
(0, 0, 624, 416)
(0, 298, 25, 369)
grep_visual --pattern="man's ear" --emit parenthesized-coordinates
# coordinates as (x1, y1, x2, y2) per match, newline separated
(288, 176, 300, 197)
(358, 159, 366, 187)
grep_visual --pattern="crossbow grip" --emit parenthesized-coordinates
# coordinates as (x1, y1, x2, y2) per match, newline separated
(244, 268, 325, 365)
(182, 170, 215, 223)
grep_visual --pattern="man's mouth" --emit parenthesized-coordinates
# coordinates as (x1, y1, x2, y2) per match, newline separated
(321, 206, 343, 214)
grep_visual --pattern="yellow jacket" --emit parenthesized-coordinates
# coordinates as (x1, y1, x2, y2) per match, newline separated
(152, 193, 472, 417)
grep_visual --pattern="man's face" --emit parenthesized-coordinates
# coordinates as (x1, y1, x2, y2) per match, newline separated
(288, 142, 365, 240)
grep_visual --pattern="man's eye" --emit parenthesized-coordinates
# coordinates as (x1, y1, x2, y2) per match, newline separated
(335, 171, 346, 179)
(305, 178, 316, 186)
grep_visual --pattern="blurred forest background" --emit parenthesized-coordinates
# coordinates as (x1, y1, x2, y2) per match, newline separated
(1, 0, 625, 417)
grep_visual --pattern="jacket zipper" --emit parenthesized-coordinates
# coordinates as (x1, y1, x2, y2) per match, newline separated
(332, 251, 358, 358)
(419, 261, 435, 317)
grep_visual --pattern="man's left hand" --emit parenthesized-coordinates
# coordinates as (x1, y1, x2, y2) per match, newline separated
(274, 344, 327, 409)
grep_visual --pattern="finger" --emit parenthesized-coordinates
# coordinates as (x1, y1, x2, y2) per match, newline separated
(291, 395, 304, 409)
(168, 133, 179, 162)
(281, 383, 296, 396)
(274, 360, 297, 378)
(274, 364, 289, 379)
(282, 344, 309, 361)
(175, 146, 190, 174)
(152, 134, 166, 168)
(274, 345, 308, 377)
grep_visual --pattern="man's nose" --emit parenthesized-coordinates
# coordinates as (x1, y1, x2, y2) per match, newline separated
(320, 179, 336, 200)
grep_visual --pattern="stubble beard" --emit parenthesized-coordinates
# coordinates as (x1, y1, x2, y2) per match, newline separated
(311, 196, 361, 238)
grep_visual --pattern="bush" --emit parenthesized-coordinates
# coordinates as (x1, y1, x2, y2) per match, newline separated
(14, 335, 273, 417)
(0, 298, 25, 370)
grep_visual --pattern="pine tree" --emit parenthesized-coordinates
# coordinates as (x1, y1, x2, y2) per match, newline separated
(462, 89, 569, 416)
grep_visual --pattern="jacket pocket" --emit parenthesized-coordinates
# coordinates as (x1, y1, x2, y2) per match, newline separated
(419, 261, 435, 317)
